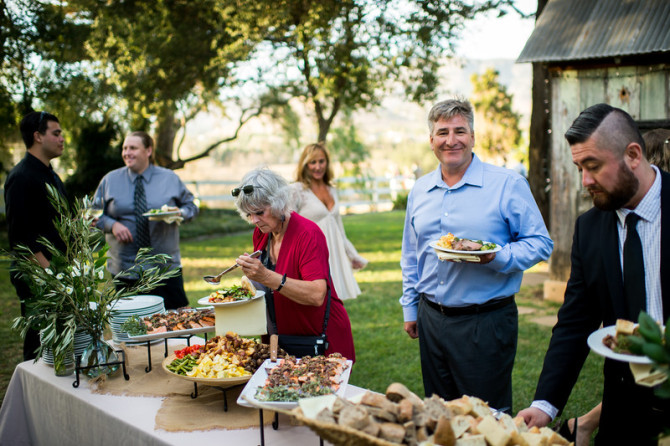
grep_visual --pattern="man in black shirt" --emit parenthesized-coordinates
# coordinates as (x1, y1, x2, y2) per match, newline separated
(5, 111, 68, 360)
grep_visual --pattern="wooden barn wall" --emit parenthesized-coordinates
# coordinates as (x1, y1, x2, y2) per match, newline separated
(548, 65, 670, 281)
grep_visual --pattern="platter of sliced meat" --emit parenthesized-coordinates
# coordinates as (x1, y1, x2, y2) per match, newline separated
(237, 354, 353, 410)
(127, 308, 216, 341)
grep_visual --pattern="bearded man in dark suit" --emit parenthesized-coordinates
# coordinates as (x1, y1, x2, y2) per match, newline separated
(518, 103, 670, 445)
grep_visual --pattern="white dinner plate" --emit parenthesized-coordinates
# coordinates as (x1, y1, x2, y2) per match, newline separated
(587, 325, 652, 364)
(429, 240, 502, 255)
(197, 290, 265, 307)
(237, 358, 353, 410)
(142, 210, 180, 217)
(110, 295, 164, 312)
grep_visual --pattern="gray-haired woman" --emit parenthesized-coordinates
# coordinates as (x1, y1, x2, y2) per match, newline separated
(233, 167, 355, 361)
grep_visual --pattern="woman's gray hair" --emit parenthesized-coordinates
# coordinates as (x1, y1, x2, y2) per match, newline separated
(234, 167, 292, 221)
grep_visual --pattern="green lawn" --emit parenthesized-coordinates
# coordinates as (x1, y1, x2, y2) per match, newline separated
(0, 210, 603, 428)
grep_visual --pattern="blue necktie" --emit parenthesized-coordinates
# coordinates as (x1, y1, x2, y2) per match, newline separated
(623, 212, 645, 321)
(134, 175, 151, 248)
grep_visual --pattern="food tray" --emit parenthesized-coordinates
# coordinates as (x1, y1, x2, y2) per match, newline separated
(126, 308, 216, 342)
(197, 290, 265, 307)
(161, 353, 252, 387)
(129, 325, 215, 342)
(236, 358, 353, 410)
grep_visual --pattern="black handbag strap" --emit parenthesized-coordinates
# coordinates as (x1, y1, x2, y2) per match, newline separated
(263, 234, 332, 337)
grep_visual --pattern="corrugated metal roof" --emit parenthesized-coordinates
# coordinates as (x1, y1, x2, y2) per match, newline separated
(517, 0, 670, 63)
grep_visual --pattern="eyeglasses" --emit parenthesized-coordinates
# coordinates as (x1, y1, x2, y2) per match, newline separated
(231, 185, 260, 197)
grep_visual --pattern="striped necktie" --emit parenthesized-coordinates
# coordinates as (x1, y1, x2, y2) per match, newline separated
(134, 175, 151, 248)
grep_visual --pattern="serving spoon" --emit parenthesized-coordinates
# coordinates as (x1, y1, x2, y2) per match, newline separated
(203, 250, 262, 284)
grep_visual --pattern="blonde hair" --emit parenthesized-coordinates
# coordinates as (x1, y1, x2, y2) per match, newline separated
(643, 128, 670, 171)
(295, 142, 334, 187)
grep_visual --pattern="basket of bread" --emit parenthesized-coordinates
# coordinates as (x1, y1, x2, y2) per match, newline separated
(288, 382, 572, 446)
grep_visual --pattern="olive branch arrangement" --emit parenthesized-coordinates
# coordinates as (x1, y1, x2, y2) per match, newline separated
(628, 311, 670, 399)
(9, 184, 179, 369)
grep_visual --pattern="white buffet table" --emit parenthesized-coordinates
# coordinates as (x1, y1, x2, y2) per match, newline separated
(0, 357, 365, 446)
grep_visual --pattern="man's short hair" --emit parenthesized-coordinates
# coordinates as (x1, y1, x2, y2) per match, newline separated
(564, 103, 645, 156)
(20, 111, 59, 149)
(427, 98, 475, 135)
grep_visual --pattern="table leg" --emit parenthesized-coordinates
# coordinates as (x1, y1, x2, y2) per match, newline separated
(259, 409, 265, 446)
(145, 340, 152, 373)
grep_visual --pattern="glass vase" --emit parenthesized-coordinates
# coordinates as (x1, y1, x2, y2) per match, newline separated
(80, 338, 120, 378)
(54, 350, 76, 377)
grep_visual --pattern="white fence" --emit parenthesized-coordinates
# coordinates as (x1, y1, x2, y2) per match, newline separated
(186, 175, 415, 213)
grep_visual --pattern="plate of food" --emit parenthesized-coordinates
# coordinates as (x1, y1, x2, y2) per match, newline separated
(161, 333, 276, 386)
(430, 233, 502, 255)
(125, 308, 216, 342)
(143, 204, 180, 217)
(237, 354, 353, 410)
(587, 320, 654, 364)
(162, 353, 252, 386)
(197, 277, 265, 307)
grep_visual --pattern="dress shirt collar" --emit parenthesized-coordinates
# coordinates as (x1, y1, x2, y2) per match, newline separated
(426, 154, 483, 192)
(127, 163, 155, 182)
(616, 165, 661, 226)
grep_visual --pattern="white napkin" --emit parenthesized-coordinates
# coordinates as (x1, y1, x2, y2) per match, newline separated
(629, 362, 668, 387)
(434, 248, 481, 263)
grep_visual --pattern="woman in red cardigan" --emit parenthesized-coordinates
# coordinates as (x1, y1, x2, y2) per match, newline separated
(233, 167, 355, 361)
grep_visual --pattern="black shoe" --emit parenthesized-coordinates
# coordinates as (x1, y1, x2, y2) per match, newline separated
(557, 417, 577, 443)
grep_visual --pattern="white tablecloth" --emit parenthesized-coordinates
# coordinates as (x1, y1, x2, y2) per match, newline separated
(0, 357, 365, 446)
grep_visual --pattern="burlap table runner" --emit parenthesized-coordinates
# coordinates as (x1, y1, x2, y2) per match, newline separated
(90, 342, 273, 431)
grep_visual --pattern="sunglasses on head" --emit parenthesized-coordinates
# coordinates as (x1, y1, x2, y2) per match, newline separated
(231, 185, 260, 197)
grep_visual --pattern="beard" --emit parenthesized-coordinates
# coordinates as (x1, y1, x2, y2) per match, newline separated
(588, 161, 639, 211)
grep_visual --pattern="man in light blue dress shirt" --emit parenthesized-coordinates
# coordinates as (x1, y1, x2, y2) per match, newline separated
(400, 98, 553, 410)
(94, 131, 199, 309)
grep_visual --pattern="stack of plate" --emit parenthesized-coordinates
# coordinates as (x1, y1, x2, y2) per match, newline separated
(109, 295, 165, 344)
(41, 329, 93, 366)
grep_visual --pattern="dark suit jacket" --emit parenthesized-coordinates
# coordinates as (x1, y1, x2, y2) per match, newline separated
(534, 170, 670, 443)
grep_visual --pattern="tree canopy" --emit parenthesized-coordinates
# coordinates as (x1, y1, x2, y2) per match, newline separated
(1, 0, 528, 185)
(470, 67, 522, 163)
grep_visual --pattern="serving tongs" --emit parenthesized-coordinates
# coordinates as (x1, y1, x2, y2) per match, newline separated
(202, 250, 262, 284)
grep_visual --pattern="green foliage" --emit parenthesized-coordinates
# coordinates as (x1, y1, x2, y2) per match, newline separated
(8, 185, 179, 367)
(628, 312, 670, 399)
(64, 121, 124, 199)
(470, 68, 522, 161)
(392, 192, 408, 210)
(328, 113, 370, 176)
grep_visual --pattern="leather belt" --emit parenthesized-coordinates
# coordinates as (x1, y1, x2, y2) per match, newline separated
(422, 294, 514, 316)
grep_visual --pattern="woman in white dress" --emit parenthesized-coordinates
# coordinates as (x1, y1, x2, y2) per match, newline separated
(291, 143, 368, 300)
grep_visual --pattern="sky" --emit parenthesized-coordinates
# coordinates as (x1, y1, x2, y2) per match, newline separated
(454, 0, 538, 60)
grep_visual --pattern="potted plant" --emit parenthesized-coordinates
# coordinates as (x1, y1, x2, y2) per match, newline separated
(10, 185, 179, 376)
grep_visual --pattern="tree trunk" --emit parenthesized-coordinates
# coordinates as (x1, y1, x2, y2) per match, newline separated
(154, 107, 178, 168)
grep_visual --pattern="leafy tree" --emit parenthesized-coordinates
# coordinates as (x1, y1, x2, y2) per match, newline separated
(75, 0, 284, 169)
(258, 0, 526, 143)
(63, 121, 124, 199)
(470, 68, 522, 162)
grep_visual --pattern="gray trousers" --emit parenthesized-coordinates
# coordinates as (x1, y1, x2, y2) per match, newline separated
(417, 296, 518, 411)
